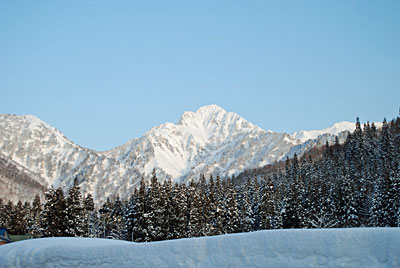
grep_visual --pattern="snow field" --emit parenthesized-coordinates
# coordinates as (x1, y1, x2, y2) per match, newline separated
(0, 228, 399, 268)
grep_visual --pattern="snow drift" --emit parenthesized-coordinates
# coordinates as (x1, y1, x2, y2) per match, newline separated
(0, 228, 399, 267)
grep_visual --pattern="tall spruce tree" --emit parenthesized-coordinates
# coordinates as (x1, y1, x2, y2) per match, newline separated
(169, 183, 187, 239)
(29, 194, 42, 237)
(0, 198, 6, 230)
(146, 170, 164, 241)
(223, 179, 240, 234)
(66, 178, 85, 237)
(133, 178, 148, 242)
(41, 187, 68, 237)
(186, 180, 201, 237)
(83, 193, 96, 237)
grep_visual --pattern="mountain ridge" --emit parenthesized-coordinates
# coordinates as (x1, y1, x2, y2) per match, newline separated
(0, 106, 357, 203)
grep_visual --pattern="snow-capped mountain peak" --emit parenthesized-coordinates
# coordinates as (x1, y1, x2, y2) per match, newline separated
(110, 105, 269, 182)
(179, 104, 255, 129)
(178, 104, 226, 124)
(177, 105, 262, 141)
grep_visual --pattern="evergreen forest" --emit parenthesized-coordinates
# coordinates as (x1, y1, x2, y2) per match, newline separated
(1, 116, 399, 242)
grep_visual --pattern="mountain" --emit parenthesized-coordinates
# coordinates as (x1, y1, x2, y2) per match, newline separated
(0, 114, 142, 204)
(0, 106, 357, 203)
(105, 105, 299, 182)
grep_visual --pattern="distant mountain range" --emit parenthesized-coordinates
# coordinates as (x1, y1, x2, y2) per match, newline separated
(0, 105, 357, 204)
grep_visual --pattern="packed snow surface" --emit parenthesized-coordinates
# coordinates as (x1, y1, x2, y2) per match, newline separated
(1, 228, 399, 267)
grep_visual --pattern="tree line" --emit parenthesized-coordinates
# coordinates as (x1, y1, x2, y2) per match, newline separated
(1, 115, 399, 242)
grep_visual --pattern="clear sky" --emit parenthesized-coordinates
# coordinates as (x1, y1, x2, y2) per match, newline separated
(1, 1, 399, 151)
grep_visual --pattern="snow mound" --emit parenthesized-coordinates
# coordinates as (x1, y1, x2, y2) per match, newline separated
(1, 228, 399, 267)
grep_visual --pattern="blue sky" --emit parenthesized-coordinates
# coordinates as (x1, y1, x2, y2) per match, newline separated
(1, 1, 399, 151)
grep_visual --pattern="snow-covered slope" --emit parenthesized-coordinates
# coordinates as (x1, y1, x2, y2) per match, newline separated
(0, 114, 142, 204)
(1, 228, 399, 267)
(292, 121, 356, 143)
(105, 105, 299, 182)
(0, 106, 358, 203)
(0, 153, 47, 203)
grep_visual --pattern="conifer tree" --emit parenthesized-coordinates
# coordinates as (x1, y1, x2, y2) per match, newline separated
(29, 194, 42, 237)
(259, 177, 275, 230)
(169, 183, 187, 239)
(41, 187, 68, 237)
(13, 201, 28, 235)
(205, 175, 217, 236)
(160, 179, 172, 240)
(239, 182, 253, 232)
(146, 169, 164, 241)
(83, 193, 96, 237)
(99, 197, 113, 238)
(123, 192, 137, 241)
(197, 175, 209, 236)
(4, 200, 16, 234)
(0, 198, 6, 229)
(186, 180, 201, 237)
(66, 178, 85, 237)
(251, 177, 261, 230)
(109, 195, 124, 240)
(214, 175, 225, 235)
(133, 178, 148, 242)
(224, 179, 240, 234)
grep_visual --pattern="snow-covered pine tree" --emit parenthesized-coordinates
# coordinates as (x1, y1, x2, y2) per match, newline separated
(5, 200, 15, 233)
(337, 169, 358, 228)
(251, 177, 261, 230)
(40, 187, 68, 237)
(197, 174, 209, 236)
(205, 175, 217, 236)
(28, 194, 42, 237)
(160, 179, 172, 240)
(18, 201, 31, 235)
(109, 195, 124, 240)
(169, 183, 187, 239)
(214, 175, 225, 235)
(0, 198, 7, 229)
(99, 197, 113, 238)
(123, 191, 137, 241)
(186, 180, 201, 237)
(146, 170, 164, 241)
(259, 177, 275, 230)
(239, 181, 253, 232)
(83, 193, 97, 237)
(223, 178, 240, 234)
(39, 187, 54, 237)
(66, 178, 85, 237)
(133, 178, 148, 242)
(281, 156, 303, 229)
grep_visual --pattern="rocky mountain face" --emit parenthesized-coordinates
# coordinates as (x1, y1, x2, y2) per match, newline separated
(0, 153, 47, 204)
(0, 106, 356, 204)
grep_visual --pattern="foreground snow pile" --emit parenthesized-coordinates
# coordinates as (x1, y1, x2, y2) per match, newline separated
(1, 228, 399, 267)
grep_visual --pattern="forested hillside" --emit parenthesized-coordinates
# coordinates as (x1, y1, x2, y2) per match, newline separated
(0, 153, 47, 203)
(1, 116, 399, 241)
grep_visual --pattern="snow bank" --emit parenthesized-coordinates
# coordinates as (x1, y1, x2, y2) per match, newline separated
(0, 228, 399, 267)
